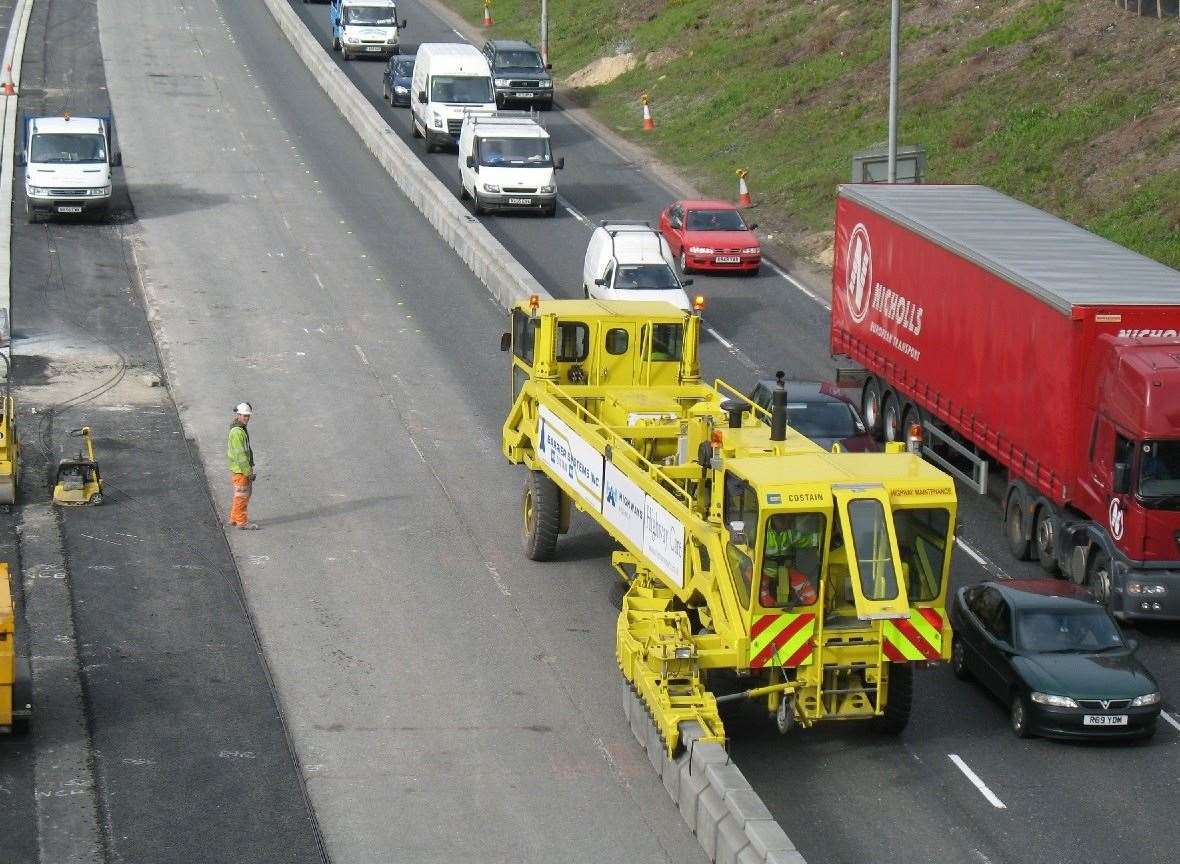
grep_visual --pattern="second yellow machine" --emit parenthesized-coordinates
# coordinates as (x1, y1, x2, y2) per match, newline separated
(502, 297, 957, 754)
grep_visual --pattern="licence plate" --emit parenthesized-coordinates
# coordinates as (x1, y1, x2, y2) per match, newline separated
(57, 206, 83, 213)
(508, 197, 533, 205)
(365, 46, 382, 52)
(515, 92, 534, 98)
(1083, 714, 1128, 726)
(715, 255, 741, 264)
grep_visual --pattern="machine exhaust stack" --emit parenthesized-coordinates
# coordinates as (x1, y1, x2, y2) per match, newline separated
(770, 370, 788, 442)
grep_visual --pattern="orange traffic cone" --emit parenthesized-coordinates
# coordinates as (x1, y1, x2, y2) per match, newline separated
(2, 64, 15, 96)
(641, 93, 654, 132)
(482, 0, 494, 27)
(737, 168, 752, 207)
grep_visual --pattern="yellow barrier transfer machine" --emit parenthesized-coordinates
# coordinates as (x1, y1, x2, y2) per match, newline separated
(1, 563, 31, 734)
(502, 297, 957, 753)
(0, 353, 19, 504)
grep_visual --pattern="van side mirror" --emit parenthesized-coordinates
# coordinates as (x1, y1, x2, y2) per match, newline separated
(545, 63, 553, 70)
(554, 157, 565, 170)
(593, 278, 606, 287)
(417, 92, 427, 104)
(748, 222, 758, 230)
(466, 155, 475, 168)
(681, 278, 693, 287)
(111, 151, 122, 167)
(400, 18, 408, 28)
(1114, 462, 1131, 493)
(500, 332, 511, 352)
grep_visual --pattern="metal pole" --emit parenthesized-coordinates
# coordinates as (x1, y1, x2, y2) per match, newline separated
(887, 0, 900, 182)
(540, 0, 549, 66)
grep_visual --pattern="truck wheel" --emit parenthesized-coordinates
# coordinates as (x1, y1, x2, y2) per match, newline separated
(874, 662, 912, 734)
(881, 393, 902, 443)
(522, 471, 561, 561)
(1087, 551, 1113, 608)
(1033, 504, 1059, 575)
(1004, 489, 1031, 561)
(861, 378, 884, 438)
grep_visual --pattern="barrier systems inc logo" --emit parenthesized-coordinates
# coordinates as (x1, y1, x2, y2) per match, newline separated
(1109, 497, 1124, 541)
(845, 223, 873, 324)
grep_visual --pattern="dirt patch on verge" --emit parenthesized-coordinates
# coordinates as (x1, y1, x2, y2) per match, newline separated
(566, 53, 638, 88)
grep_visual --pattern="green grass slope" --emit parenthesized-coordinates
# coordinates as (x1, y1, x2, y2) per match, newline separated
(447, 0, 1180, 269)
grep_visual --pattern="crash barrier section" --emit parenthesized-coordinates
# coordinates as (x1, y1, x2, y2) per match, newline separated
(0, 0, 35, 356)
(260, 0, 549, 310)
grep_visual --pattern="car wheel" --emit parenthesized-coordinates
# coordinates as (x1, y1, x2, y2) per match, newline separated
(25, 199, 38, 224)
(951, 637, 971, 681)
(1033, 503, 1059, 575)
(861, 378, 884, 438)
(1010, 693, 1032, 739)
(1087, 550, 1113, 608)
(459, 183, 469, 201)
(383, 80, 390, 101)
(544, 202, 557, 218)
(881, 392, 902, 443)
(411, 118, 422, 139)
(332, 36, 340, 51)
(1005, 488, 1031, 561)
(583, 286, 590, 298)
(473, 194, 485, 215)
(679, 251, 691, 274)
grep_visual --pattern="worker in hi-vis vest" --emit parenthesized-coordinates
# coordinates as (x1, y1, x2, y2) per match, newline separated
(761, 513, 821, 607)
(227, 402, 258, 530)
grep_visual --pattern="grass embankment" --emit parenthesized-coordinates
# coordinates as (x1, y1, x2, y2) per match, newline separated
(446, 0, 1180, 269)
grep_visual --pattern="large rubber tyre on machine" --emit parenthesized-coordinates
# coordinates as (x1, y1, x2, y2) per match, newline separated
(522, 470, 561, 561)
(874, 662, 912, 734)
(861, 378, 884, 438)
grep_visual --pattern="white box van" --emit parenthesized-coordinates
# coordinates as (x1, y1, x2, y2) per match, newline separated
(411, 44, 496, 152)
(458, 113, 564, 217)
(21, 113, 121, 222)
(583, 222, 693, 311)
(330, 0, 406, 61)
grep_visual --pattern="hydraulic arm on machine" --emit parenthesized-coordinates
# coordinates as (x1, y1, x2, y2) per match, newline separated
(501, 297, 957, 755)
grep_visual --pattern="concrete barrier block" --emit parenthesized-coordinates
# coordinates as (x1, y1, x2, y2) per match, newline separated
(695, 786, 727, 861)
(747, 819, 797, 857)
(725, 789, 774, 828)
(662, 749, 686, 801)
(689, 740, 730, 775)
(678, 759, 710, 831)
(646, 721, 664, 771)
(737, 847, 763, 864)
(630, 695, 647, 747)
(705, 762, 753, 798)
(715, 814, 751, 864)
(680, 720, 707, 746)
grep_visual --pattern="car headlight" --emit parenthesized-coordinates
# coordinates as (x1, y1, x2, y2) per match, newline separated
(741, 246, 761, 255)
(394, 85, 408, 93)
(1131, 692, 1161, 707)
(483, 183, 501, 193)
(345, 35, 359, 44)
(1030, 692, 1079, 708)
(27, 186, 47, 196)
(431, 112, 443, 129)
(539, 80, 553, 88)
(494, 78, 509, 87)
(89, 186, 111, 197)
(688, 246, 714, 255)
(1127, 581, 1168, 595)
(538, 185, 554, 194)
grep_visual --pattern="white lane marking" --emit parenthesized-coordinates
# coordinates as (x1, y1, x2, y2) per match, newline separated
(1161, 711, 1180, 733)
(948, 754, 1007, 809)
(955, 537, 1009, 579)
(765, 260, 830, 310)
(451, 27, 465, 40)
(705, 326, 761, 374)
(560, 198, 590, 226)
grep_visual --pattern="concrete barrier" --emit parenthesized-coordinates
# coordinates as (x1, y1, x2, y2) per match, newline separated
(0, 0, 35, 355)
(259, 0, 549, 309)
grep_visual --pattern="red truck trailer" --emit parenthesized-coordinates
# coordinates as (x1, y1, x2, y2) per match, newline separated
(830, 184, 1180, 619)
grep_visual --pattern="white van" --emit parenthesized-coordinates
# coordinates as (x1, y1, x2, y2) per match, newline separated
(583, 222, 692, 310)
(411, 43, 496, 152)
(22, 114, 120, 222)
(330, 0, 405, 61)
(458, 113, 564, 217)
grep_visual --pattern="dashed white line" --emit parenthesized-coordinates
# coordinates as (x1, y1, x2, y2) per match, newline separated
(451, 27, 465, 40)
(765, 260, 830, 310)
(561, 199, 590, 226)
(1161, 711, 1180, 733)
(948, 754, 1007, 809)
(955, 537, 1009, 579)
(705, 325, 761, 374)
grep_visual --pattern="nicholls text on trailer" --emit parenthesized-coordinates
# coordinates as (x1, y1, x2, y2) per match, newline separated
(830, 184, 1180, 619)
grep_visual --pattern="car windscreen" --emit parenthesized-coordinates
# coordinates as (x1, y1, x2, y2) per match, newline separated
(30, 132, 107, 164)
(431, 75, 493, 104)
(1016, 609, 1123, 653)
(788, 401, 857, 439)
(496, 49, 544, 70)
(344, 6, 397, 25)
(614, 264, 680, 291)
(392, 58, 415, 77)
(686, 209, 747, 231)
(1138, 440, 1180, 502)
(479, 136, 551, 167)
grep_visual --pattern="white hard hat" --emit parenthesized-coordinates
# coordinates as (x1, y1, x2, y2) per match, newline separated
(234, 402, 253, 416)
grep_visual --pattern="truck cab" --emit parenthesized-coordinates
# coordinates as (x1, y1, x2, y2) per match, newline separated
(330, 0, 405, 61)
(459, 113, 563, 217)
(21, 114, 120, 222)
(411, 43, 496, 152)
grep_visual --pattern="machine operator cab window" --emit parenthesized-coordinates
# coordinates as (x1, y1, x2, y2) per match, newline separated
(724, 474, 759, 609)
(760, 513, 824, 609)
(832, 487, 912, 620)
(637, 321, 683, 386)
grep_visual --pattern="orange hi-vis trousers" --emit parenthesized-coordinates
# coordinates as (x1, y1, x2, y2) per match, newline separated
(230, 473, 252, 525)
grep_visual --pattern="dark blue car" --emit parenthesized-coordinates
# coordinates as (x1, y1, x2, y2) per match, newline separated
(383, 53, 415, 107)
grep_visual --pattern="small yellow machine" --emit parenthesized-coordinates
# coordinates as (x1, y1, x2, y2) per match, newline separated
(1, 563, 31, 734)
(53, 427, 103, 506)
(0, 353, 19, 505)
(502, 297, 958, 754)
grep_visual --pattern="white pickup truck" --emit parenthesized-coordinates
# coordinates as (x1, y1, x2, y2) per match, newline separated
(21, 113, 120, 222)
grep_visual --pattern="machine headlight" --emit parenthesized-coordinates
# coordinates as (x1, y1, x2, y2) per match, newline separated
(1127, 581, 1168, 595)
(494, 78, 509, 87)
(539, 80, 553, 88)
(1131, 692, 1161, 707)
(741, 246, 761, 255)
(538, 185, 554, 194)
(394, 85, 408, 94)
(483, 183, 501, 193)
(688, 246, 714, 254)
(1030, 692, 1079, 708)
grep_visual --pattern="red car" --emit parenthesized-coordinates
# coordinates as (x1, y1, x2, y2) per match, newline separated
(658, 199, 761, 275)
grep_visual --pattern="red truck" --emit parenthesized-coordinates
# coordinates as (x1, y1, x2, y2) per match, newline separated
(830, 184, 1180, 620)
